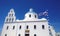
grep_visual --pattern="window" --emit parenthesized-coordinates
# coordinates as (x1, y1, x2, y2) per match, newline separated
(12, 18, 14, 22)
(5, 34, 7, 36)
(26, 25, 28, 29)
(13, 26, 15, 30)
(6, 19, 8, 22)
(58, 35, 60, 36)
(9, 14, 11, 17)
(35, 15, 36, 18)
(11, 10, 13, 12)
(19, 25, 21, 29)
(42, 25, 45, 29)
(29, 14, 31, 17)
(25, 34, 29, 36)
(34, 25, 36, 29)
(6, 26, 9, 30)
(49, 29, 51, 31)
(49, 32, 53, 36)
(34, 34, 36, 36)
(9, 18, 11, 22)
(12, 14, 13, 16)
(18, 34, 20, 36)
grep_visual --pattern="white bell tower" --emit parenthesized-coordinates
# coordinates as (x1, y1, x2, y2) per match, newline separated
(5, 8, 16, 22)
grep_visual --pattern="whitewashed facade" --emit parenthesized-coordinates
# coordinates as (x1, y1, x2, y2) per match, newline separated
(56, 32, 60, 36)
(1, 8, 56, 36)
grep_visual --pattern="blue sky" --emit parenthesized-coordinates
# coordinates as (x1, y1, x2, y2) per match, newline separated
(0, 0, 60, 32)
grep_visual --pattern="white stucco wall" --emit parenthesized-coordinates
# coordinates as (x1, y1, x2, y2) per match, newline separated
(1, 20, 49, 36)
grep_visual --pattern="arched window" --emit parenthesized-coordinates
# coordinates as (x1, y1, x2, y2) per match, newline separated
(12, 14, 13, 16)
(12, 18, 14, 22)
(29, 14, 31, 18)
(35, 15, 36, 18)
(5, 34, 7, 36)
(34, 34, 36, 36)
(9, 18, 11, 22)
(13, 26, 15, 30)
(34, 25, 36, 29)
(49, 29, 51, 31)
(6, 18, 8, 22)
(58, 35, 60, 36)
(18, 34, 20, 36)
(42, 25, 45, 29)
(26, 25, 28, 29)
(49, 32, 53, 36)
(9, 14, 11, 17)
(6, 26, 9, 30)
(19, 25, 21, 29)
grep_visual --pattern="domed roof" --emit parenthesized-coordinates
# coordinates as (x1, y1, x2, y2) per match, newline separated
(26, 8, 36, 14)
(24, 8, 38, 20)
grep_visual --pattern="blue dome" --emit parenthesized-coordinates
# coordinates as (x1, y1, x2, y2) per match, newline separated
(25, 8, 38, 19)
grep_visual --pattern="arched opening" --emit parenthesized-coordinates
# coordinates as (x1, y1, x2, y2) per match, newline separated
(34, 34, 36, 36)
(18, 34, 20, 36)
(29, 14, 31, 18)
(25, 34, 29, 36)
(26, 25, 28, 29)
(42, 25, 45, 29)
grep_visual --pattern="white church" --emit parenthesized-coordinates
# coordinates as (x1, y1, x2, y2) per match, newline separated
(1, 8, 56, 36)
